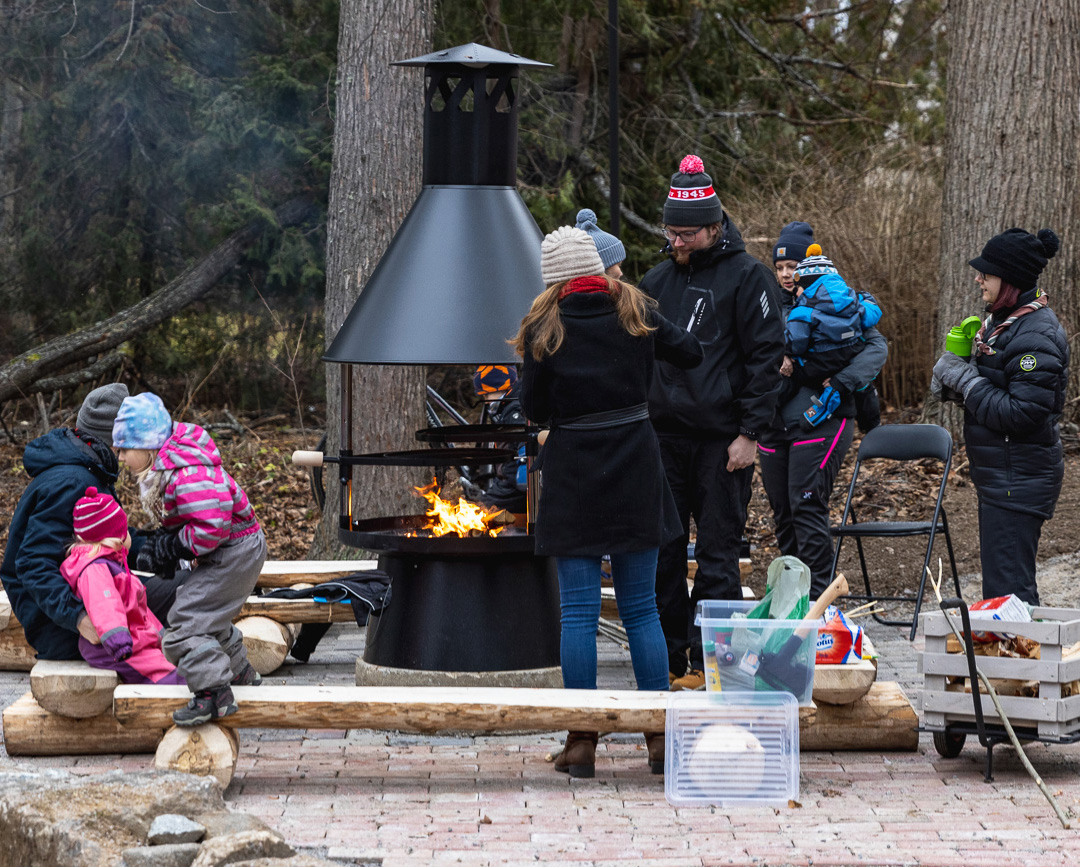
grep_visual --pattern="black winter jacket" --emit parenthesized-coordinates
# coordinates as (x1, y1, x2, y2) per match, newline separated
(640, 215, 785, 439)
(521, 291, 702, 556)
(0, 429, 120, 659)
(963, 295, 1069, 519)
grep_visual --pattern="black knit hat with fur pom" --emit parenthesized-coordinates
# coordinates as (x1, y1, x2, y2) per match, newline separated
(969, 227, 1060, 292)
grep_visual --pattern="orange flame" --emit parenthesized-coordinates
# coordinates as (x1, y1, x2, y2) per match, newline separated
(413, 478, 505, 537)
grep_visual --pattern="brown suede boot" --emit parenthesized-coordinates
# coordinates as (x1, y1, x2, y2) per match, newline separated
(553, 731, 599, 778)
(644, 731, 665, 775)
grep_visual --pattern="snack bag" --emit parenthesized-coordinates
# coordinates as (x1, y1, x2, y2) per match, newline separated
(965, 594, 1032, 643)
(815, 605, 864, 665)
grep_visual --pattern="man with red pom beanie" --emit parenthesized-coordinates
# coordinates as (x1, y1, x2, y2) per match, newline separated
(641, 154, 785, 690)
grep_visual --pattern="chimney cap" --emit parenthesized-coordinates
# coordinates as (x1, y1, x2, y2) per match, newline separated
(392, 42, 551, 70)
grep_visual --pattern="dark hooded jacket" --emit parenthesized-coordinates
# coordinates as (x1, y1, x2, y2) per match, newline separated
(0, 429, 120, 659)
(640, 214, 785, 439)
(963, 292, 1069, 519)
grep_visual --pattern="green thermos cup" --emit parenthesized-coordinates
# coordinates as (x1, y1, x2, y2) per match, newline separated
(945, 315, 983, 357)
(941, 315, 983, 400)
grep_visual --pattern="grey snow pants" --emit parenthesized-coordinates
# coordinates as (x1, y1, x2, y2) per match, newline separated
(162, 529, 267, 692)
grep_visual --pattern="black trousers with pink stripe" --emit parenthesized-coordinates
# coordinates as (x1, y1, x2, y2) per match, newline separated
(758, 414, 854, 599)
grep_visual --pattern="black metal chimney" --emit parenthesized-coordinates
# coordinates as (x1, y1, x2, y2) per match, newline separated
(324, 44, 551, 365)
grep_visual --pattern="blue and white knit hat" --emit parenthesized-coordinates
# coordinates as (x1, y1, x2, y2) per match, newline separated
(575, 208, 626, 271)
(793, 243, 839, 286)
(112, 393, 174, 451)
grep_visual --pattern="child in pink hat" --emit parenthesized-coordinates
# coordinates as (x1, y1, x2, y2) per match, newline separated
(60, 487, 182, 684)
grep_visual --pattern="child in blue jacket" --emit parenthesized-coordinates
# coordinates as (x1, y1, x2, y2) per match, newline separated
(785, 244, 882, 427)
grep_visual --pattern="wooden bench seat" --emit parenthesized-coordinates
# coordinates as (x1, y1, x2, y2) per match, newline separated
(112, 681, 918, 749)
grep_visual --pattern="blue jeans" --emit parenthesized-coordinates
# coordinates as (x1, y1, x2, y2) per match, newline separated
(556, 549, 669, 691)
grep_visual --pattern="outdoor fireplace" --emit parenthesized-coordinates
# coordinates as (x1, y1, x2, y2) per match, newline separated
(301, 44, 561, 686)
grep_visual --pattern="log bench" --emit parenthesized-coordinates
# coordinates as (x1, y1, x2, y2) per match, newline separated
(106, 681, 918, 785)
(4, 665, 918, 784)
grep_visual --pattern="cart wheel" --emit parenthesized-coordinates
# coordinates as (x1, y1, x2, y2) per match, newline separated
(933, 729, 966, 758)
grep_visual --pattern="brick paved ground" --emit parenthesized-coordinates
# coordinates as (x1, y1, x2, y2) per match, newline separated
(4, 563, 1080, 866)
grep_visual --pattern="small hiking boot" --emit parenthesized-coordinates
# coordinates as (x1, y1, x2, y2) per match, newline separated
(231, 662, 262, 686)
(670, 669, 705, 691)
(172, 685, 237, 727)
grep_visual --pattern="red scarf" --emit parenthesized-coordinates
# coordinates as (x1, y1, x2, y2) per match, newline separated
(558, 275, 611, 300)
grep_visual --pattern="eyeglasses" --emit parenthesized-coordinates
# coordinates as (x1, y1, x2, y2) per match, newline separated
(663, 226, 706, 243)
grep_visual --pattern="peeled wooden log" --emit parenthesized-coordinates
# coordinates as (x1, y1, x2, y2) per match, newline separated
(799, 681, 918, 751)
(155, 723, 239, 788)
(30, 659, 118, 719)
(236, 616, 294, 675)
(114, 681, 917, 750)
(3, 691, 164, 756)
(0, 612, 36, 672)
(255, 559, 378, 589)
(236, 596, 355, 625)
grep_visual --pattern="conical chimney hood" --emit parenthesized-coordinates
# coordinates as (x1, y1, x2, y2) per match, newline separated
(324, 44, 552, 365)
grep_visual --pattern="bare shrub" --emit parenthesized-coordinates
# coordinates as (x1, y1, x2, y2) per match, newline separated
(733, 150, 942, 411)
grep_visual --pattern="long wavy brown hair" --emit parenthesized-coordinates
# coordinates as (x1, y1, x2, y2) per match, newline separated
(511, 276, 658, 361)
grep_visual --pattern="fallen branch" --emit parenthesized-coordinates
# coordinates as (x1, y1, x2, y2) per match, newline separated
(0, 196, 317, 408)
(30, 351, 124, 397)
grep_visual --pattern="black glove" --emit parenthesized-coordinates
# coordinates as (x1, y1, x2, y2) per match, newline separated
(135, 530, 194, 578)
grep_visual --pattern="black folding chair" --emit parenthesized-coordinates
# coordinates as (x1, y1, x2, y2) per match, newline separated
(829, 423, 963, 641)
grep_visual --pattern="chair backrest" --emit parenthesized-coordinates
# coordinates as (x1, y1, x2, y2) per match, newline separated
(856, 423, 952, 463)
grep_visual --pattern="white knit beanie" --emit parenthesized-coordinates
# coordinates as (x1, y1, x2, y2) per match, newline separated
(540, 226, 605, 286)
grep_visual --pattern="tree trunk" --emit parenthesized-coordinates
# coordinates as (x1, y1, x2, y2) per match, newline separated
(313, 0, 433, 558)
(0, 79, 24, 281)
(934, 0, 1080, 435)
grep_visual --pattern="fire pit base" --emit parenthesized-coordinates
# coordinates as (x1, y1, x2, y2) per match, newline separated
(355, 660, 562, 688)
(360, 550, 562, 679)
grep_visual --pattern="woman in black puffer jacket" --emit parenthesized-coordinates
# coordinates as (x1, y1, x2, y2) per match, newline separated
(932, 227, 1069, 605)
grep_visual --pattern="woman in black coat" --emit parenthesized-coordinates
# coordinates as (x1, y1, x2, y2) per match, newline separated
(514, 225, 702, 778)
(933, 227, 1069, 605)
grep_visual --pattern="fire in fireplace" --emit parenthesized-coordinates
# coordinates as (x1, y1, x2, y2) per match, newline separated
(409, 478, 508, 538)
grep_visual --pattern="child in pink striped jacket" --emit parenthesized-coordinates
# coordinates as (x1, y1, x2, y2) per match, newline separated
(113, 392, 267, 726)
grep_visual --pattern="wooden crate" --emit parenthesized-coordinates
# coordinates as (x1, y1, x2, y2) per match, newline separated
(920, 606, 1080, 739)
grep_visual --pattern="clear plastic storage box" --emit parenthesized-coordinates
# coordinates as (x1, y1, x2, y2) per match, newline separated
(697, 600, 819, 705)
(665, 690, 800, 807)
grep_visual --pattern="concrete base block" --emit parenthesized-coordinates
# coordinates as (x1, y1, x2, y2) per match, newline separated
(355, 658, 563, 688)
